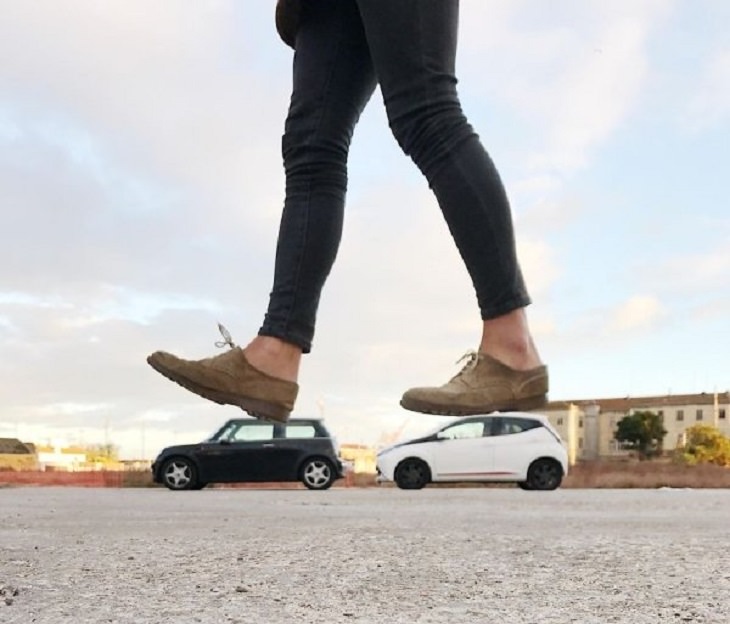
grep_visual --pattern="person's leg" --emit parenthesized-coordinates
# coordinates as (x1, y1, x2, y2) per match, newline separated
(246, 0, 377, 382)
(147, 0, 376, 421)
(355, 0, 546, 414)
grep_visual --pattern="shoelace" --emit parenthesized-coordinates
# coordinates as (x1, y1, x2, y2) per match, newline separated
(449, 350, 479, 381)
(214, 323, 237, 350)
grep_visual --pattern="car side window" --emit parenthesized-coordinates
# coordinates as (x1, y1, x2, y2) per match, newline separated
(482, 418, 498, 436)
(230, 423, 275, 442)
(284, 424, 316, 439)
(438, 421, 484, 440)
(496, 418, 542, 436)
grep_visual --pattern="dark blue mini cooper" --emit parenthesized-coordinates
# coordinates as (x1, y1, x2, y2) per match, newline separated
(152, 418, 343, 491)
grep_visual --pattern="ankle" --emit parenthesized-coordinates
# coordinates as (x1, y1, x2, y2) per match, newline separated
(480, 340, 541, 371)
(243, 336, 302, 383)
(479, 310, 542, 371)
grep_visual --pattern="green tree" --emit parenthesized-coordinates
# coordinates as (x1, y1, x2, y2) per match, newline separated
(681, 424, 730, 467)
(614, 411, 667, 459)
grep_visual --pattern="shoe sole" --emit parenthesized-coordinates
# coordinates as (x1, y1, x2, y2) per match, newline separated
(147, 356, 291, 424)
(399, 393, 548, 416)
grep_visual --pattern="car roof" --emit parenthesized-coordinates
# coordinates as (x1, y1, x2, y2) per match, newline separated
(224, 417, 324, 424)
(449, 411, 548, 423)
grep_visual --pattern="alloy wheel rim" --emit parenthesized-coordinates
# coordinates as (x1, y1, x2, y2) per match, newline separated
(304, 461, 331, 487)
(164, 461, 192, 488)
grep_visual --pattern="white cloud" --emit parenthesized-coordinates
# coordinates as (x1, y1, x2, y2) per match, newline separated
(645, 241, 730, 294)
(0, 1, 288, 247)
(36, 402, 113, 417)
(689, 297, 730, 323)
(608, 295, 666, 332)
(691, 247, 730, 283)
(685, 47, 730, 132)
(459, 0, 670, 174)
(517, 239, 560, 298)
(0, 292, 73, 309)
(60, 287, 224, 327)
(511, 174, 563, 206)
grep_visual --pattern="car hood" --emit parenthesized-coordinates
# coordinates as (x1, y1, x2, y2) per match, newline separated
(378, 432, 438, 455)
(155, 442, 214, 458)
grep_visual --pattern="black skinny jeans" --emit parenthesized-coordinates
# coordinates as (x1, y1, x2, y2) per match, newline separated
(260, 0, 530, 353)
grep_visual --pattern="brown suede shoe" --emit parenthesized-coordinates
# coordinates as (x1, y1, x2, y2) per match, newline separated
(147, 345, 298, 424)
(400, 351, 548, 416)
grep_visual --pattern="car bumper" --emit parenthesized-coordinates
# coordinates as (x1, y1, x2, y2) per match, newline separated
(339, 459, 354, 477)
(375, 458, 396, 483)
(150, 461, 161, 484)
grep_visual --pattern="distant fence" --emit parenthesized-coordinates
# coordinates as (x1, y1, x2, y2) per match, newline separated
(0, 470, 126, 487)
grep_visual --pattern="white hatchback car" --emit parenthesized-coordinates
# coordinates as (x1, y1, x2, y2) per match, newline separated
(377, 412, 568, 490)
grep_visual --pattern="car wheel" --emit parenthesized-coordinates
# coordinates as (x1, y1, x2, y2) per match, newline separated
(300, 458, 335, 490)
(525, 458, 563, 491)
(161, 457, 198, 491)
(394, 458, 430, 490)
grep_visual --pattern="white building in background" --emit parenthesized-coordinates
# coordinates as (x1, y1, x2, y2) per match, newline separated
(36, 442, 87, 471)
(542, 392, 729, 463)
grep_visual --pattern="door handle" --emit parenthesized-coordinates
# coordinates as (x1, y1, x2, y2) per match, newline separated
(262, 443, 275, 448)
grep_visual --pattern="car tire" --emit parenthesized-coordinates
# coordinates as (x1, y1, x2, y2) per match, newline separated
(300, 457, 335, 490)
(525, 458, 563, 491)
(160, 457, 198, 491)
(394, 458, 430, 490)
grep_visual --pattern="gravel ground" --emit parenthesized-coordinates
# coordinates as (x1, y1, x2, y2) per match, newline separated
(1, 487, 729, 624)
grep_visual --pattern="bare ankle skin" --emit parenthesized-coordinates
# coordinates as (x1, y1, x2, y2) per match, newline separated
(243, 336, 302, 383)
(479, 309, 543, 371)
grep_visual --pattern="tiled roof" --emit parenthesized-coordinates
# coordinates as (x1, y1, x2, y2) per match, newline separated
(0, 438, 33, 454)
(546, 391, 729, 413)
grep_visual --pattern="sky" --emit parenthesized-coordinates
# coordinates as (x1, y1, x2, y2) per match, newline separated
(1, 1, 728, 459)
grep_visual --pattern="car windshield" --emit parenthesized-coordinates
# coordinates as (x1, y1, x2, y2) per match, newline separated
(207, 421, 276, 442)
(415, 418, 456, 439)
(208, 421, 237, 442)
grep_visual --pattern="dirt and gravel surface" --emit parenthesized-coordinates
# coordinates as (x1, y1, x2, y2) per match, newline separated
(1, 487, 729, 624)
